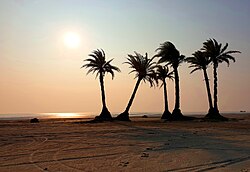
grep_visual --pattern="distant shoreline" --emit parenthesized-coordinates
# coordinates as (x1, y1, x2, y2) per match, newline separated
(0, 112, 248, 121)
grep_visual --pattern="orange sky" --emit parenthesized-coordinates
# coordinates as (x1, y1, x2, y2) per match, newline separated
(0, 0, 249, 114)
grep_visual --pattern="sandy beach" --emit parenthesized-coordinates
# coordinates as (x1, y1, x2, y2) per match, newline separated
(0, 114, 249, 172)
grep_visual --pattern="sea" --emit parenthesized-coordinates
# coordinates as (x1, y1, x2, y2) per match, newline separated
(0, 112, 159, 120)
(0, 111, 248, 120)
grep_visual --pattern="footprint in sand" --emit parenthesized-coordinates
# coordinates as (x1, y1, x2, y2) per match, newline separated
(119, 161, 129, 167)
(147, 132, 155, 135)
(193, 131, 198, 135)
(141, 152, 149, 158)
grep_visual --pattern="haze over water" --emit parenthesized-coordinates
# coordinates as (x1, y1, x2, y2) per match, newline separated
(1, 111, 248, 120)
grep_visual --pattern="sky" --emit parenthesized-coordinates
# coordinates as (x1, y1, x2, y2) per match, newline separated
(0, 0, 250, 115)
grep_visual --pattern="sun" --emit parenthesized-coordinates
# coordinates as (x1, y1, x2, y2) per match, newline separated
(63, 32, 80, 48)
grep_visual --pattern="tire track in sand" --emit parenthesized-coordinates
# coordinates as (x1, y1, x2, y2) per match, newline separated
(29, 137, 48, 171)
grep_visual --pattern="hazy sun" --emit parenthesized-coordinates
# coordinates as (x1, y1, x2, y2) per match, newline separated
(63, 32, 80, 48)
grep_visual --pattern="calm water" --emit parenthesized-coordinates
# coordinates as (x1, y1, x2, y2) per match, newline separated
(0, 112, 161, 120)
(0, 113, 94, 120)
(0, 111, 248, 120)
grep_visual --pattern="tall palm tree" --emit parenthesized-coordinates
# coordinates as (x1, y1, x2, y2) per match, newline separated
(154, 41, 185, 120)
(202, 39, 241, 120)
(81, 49, 120, 121)
(155, 65, 174, 120)
(186, 50, 213, 115)
(115, 52, 156, 121)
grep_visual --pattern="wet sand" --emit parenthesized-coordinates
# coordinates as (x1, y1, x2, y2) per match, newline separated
(0, 114, 249, 172)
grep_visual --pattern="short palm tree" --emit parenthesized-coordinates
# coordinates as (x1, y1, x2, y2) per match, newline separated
(202, 39, 241, 120)
(155, 65, 174, 120)
(115, 52, 156, 121)
(186, 50, 213, 115)
(154, 41, 185, 120)
(81, 49, 120, 121)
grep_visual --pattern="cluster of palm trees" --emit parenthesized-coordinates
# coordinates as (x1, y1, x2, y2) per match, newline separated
(82, 38, 240, 122)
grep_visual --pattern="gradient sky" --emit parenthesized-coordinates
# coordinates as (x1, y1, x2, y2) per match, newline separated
(0, 0, 250, 114)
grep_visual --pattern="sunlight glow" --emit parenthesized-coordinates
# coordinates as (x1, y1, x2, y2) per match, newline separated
(63, 32, 80, 48)
(56, 113, 80, 118)
(48, 113, 81, 118)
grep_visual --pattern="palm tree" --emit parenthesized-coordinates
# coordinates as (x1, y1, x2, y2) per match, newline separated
(202, 39, 241, 120)
(186, 50, 213, 115)
(115, 52, 156, 121)
(154, 41, 185, 120)
(81, 49, 120, 121)
(155, 65, 174, 120)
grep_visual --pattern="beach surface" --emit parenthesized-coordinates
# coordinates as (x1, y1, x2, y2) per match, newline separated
(0, 114, 249, 172)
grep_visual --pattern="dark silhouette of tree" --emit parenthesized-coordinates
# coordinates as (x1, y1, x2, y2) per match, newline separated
(202, 39, 241, 120)
(186, 50, 213, 115)
(155, 65, 174, 120)
(154, 41, 185, 120)
(115, 52, 156, 121)
(82, 49, 120, 121)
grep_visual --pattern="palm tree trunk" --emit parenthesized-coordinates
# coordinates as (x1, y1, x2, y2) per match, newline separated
(213, 64, 219, 113)
(203, 68, 213, 111)
(204, 63, 227, 120)
(97, 72, 112, 120)
(172, 66, 183, 119)
(163, 79, 169, 112)
(125, 78, 141, 113)
(100, 73, 107, 107)
(161, 79, 171, 119)
(173, 67, 180, 110)
(205, 63, 227, 121)
(116, 78, 141, 121)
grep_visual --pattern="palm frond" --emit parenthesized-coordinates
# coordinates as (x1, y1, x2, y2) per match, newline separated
(124, 51, 157, 86)
(221, 43, 228, 54)
(81, 49, 120, 79)
(186, 50, 211, 74)
(155, 65, 174, 87)
(202, 38, 240, 67)
(190, 68, 200, 74)
(154, 41, 184, 68)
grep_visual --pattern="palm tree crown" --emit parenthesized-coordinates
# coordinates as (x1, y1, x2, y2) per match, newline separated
(82, 49, 120, 78)
(186, 50, 211, 73)
(154, 41, 185, 68)
(126, 52, 156, 86)
(155, 65, 174, 87)
(201, 39, 240, 67)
